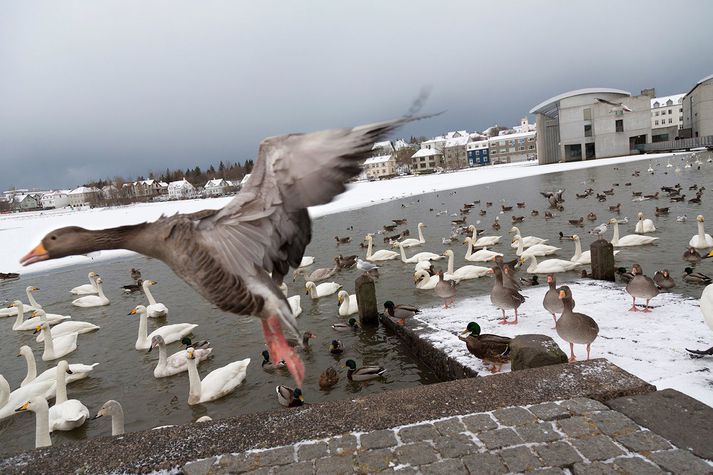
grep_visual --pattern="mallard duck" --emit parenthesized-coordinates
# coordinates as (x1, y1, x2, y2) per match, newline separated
(625, 264, 659, 312)
(683, 268, 712, 285)
(616, 267, 634, 284)
(318, 367, 339, 389)
(261, 350, 285, 371)
(519, 275, 539, 287)
(683, 247, 702, 264)
(556, 286, 599, 362)
(332, 318, 358, 331)
(653, 270, 676, 290)
(458, 322, 511, 373)
(383, 301, 420, 325)
(276, 386, 304, 407)
(329, 339, 344, 355)
(489, 266, 526, 324)
(288, 331, 316, 351)
(345, 359, 386, 381)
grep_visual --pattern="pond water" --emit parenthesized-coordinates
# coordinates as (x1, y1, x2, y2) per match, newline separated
(1, 151, 711, 455)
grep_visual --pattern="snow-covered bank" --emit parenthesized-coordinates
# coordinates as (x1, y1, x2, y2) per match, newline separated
(413, 279, 713, 407)
(0, 151, 675, 275)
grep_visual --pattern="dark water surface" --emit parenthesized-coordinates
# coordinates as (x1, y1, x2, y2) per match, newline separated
(1, 152, 712, 454)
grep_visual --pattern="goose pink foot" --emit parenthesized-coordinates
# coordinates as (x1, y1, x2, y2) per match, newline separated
(262, 316, 304, 388)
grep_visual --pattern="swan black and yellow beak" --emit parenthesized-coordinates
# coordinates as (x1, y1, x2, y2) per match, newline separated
(15, 401, 30, 413)
(20, 243, 49, 266)
(33, 325, 42, 334)
(128, 308, 138, 316)
(704, 250, 713, 259)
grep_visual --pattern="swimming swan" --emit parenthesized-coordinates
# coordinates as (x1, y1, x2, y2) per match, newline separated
(185, 348, 250, 405)
(72, 277, 110, 307)
(142, 280, 169, 318)
(130, 305, 197, 351)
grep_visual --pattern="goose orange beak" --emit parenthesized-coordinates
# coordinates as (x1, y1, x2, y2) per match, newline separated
(558, 289, 566, 299)
(20, 243, 49, 266)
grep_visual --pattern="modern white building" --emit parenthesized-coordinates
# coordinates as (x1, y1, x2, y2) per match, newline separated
(68, 186, 102, 208)
(683, 73, 713, 139)
(488, 131, 537, 164)
(363, 155, 396, 179)
(12, 194, 40, 210)
(204, 178, 231, 196)
(530, 88, 652, 164)
(167, 179, 196, 200)
(411, 147, 443, 173)
(650, 93, 684, 142)
(40, 190, 70, 209)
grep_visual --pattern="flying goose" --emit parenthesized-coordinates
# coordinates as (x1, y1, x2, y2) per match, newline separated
(20, 116, 419, 389)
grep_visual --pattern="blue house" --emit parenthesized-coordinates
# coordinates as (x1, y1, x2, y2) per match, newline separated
(467, 141, 490, 166)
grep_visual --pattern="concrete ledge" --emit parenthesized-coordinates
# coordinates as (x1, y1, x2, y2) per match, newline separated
(0, 359, 654, 474)
(607, 388, 713, 460)
(379, 313, 478, 379)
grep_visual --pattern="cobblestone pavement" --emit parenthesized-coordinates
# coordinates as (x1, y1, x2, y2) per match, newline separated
(183, 398, 713, 475)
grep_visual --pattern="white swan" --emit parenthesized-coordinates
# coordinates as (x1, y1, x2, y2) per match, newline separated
(36, 322, 78, 361)
(72, 277, 110, 307)
(13, 397, 52, 448)
(468, 225, 501, 247)
(18, 345, 98, 387)
(509, 227, 548, 248)
(513, 236, 560, 257)
(364, 234, 399, 261)
(608, 219, 659, 247)
(305, 281, 342, 299)
(414, 270, 439, 290)
(25, 287, 71, 322)
(279, 283, 302, 317)
(298, 256, 315, 268)
(689, 215, 713, 249)
(701, 284, 713, 334)
(398, 242, 444, 263)
(463, 237, 503, 262)
(519, 254, 577, 274)
(142, 280, 169, 318)
(11, 303, 70, 331)
(442, 250, 489, 282)
(35, 310, 98, 342)
(634, 212, 656, 234)
(393, 222, 426, 248)
(149, 335, 212, 378)
(337, 290, 358, 316)
(185, 348, 250, 405)
(130, 305, 198, 351)
(414, 260, 432, 273)
(70, 272, 99, 295)
(0, 375, 56, 421)
(569, 234, 620, 266)
(0, 287, 39, 318)
(93, 400, 125, 436)
(48, 361, 89, 432)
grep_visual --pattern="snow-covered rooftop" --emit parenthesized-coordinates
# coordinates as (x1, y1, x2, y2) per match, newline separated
(488, 130, 536, 142)
(445, 136, 469, 147)
(69, 186, 98, 194)
(205, 178, 227, 187)
(530, 88, 631, 118)
(363, 155, 393, 165)
(651, 94, 684, 108)
(371, 140, 394, 151)
(411, 148, 443, 158)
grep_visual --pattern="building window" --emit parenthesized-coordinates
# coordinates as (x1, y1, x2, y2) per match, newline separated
(584, 124, 592, 137)
(615, 119, 624, 132)
(668, 109, 672, 114)
(668, 118, 672, 124)
(528, 145, 535, 150)
(565, 144, 582, 160)
(585, 143, 595, 159)
(583, 108, 591, 120)
(655, 111, 659, 116)
(680, 107, 683, 112)
(655, 120, 659, 126)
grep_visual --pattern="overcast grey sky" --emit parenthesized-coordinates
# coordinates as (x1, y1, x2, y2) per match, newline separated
(1, 0, 712, 191)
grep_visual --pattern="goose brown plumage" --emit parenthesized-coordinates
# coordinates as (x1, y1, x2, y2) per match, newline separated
(625, 264, 659, 312)
(489, 266, 526, 324)
(20, 116, 418, 389)
(555, 286, 598, 362)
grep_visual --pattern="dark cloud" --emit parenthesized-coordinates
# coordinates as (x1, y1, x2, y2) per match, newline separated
(1, 0, 712, 190)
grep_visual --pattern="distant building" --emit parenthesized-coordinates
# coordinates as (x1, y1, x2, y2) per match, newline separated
(682, 73, 713, 139)
(68, 186, 101, 208)
(651, 93, 684, 142)
(363, 155, 396, 179)
(132, 179, 166, 199)
(240, 174, 252, 187)
(204, 178, 231, 196)
(371, 141, 395, 155)
(488, 131, 536, 164)
(530, 88, 652, 164)
(443, 135, 469, 169)
(40, 190, 70, 209)
(513, 117, 536, 134)
(466, 140, 490, 166)
(167, 179, 196, 200)
(12, 194, 40, 211)
(411, 147, 443, 173)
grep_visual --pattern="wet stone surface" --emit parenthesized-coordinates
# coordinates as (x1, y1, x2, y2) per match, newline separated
(181, 398, 713, 474)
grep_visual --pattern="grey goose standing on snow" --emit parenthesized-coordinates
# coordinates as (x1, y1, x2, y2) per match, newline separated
(20, 116, 423, 389)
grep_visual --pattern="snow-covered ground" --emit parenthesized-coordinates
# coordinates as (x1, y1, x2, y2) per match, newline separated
(414, 279, 713, 407)
(0, 152, 672, 275)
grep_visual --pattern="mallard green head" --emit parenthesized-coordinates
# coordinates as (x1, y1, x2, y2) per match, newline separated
(181, 337, 192, 346)
(383, 300, 394, 309)
(261, 350, 270, 361)
(293, 388, 304, 401)
(684, 267, 694, 275)
(463, 321, 481, 336)
(330, 340, 340, 349)
(348, 317, 357, 327)
(345, 359, 357, 370)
